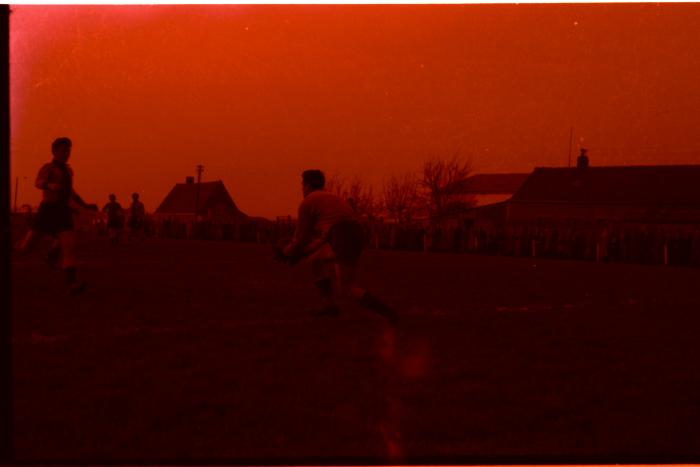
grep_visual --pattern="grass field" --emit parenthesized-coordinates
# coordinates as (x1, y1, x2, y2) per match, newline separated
(10, 237, 700, 462)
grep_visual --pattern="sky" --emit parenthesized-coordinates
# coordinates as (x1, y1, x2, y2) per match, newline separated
(10, 4, 700, 218)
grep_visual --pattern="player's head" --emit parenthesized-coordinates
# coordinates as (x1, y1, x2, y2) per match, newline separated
(109, 193, 116, 202)
(301, 169, 325, 197)
(132, 192, 140, 201)
(51, 137, 72, 163)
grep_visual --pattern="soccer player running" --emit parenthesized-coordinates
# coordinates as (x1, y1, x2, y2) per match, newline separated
(17, 137, 98, 294)
(276, 169, 398, 324)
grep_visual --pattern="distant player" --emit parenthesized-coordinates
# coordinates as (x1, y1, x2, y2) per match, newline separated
(275, 169, 398, 323)
(102, 194, 124, 244)
(127, 192, 146, 242)
(16, 137, 98, 294)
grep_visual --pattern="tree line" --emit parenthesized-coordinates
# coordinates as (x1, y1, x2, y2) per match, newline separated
(326, 151, 474, 224)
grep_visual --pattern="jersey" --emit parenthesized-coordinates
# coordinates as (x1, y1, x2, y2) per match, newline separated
(285, 190, 358, 256)
(35, 160, 74, 205)
(130, 200, 145, 219)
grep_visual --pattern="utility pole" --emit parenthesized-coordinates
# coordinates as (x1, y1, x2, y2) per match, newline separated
(568, 127, 574, 168)
(194, 164, 204, 221)
(13, 177, 18, 213)
(2, 6, 13, 462)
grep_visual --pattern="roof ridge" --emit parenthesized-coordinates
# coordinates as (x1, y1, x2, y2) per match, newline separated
(534, 164, 700, 170)
(174, 179, 224, 185)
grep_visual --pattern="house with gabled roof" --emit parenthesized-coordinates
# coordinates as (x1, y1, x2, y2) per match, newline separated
(462, 149, 700, 228)
(154, 177, 249, 223)
(506, 164, 700, 224)
(459, 154, 700, 264)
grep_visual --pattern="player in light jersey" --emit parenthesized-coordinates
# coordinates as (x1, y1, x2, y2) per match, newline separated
(276, 169, 398, 323)
(17, 137, 98, 294)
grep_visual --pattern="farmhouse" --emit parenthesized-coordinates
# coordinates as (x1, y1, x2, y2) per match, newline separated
(460, 154, 700, 264)
(154, 177, 248, 223)
(468, 162, 700, 228)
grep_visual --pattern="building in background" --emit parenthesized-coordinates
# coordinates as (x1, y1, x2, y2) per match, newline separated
(469, 164, 700, 226)
(154, 177, 248, 223)
(459, 156, 700, 265)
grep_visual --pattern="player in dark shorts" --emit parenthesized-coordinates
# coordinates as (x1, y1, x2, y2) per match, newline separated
(127, 192, 146, 242)
(102, 194, 124, 244)
(275, 169, 398, 323)
(16, 137, 98, 294)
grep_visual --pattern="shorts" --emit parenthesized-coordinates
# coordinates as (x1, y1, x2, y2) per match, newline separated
(328, 220, 365, 264)
(33, 202, 74, 235)
(128, 217, 143, 229)
(107, 218, 124, 230)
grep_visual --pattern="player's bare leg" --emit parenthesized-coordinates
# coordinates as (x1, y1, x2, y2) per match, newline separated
(108, 227, 120, 245)
(335, 261, 398, 324)
(59, 230, 85, 294)
(16, 229, 43, 255)
(309, 245, 340, 317)
(45, 236, 62, 269)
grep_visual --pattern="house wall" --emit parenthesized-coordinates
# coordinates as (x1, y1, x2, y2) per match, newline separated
(154, 201, 241, 223)
(507, 203, 700, 224)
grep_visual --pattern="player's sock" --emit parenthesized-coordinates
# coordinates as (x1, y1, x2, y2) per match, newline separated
(310, 278, 340, 317)
(359, 291, 398, 324)
(64, 267, 86, 295)
(310, 304, 340, 317)
(314, 277, 333, 299)
(64, 266, 77, 284)
(46, 245, 61, 269)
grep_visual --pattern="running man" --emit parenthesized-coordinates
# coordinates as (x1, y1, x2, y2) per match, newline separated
(16, 137, 98, 294)
(127, 192, 146, 242)
(102, 194, 124, 244)
(275, 169, 398, 323)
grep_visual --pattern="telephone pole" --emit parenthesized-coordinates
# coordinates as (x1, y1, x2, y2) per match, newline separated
(2, 5, 13, 462)
(568, 126, 574, 168)
(13, 177, 18, 213)
(194, 164, 204, 220)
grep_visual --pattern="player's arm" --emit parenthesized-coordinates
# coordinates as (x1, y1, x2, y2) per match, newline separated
(71, 190, 98, 211)
(35, 164, 60, 191)
(71, 190, 86, 206)
(283, 201, 316, 259)
(63, 166, 97, 210)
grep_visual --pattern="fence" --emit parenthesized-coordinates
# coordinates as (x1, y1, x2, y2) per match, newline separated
(152, 218, 700, 267)
(11, 212, 700, 267)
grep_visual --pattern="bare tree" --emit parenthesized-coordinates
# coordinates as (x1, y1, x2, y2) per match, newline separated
(326, 173, 378, 218)
(382, 173, 420, 223)
(324, 173, 345, 197)
(420, 151, 473, 222)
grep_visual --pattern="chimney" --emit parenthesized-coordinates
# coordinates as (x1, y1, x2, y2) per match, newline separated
(185, 176, 194, 184)
(577, 148, 589, 169)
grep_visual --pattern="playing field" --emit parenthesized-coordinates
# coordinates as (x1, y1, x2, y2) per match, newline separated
(10, 238, 700, 462)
